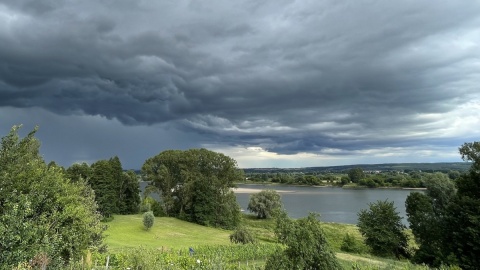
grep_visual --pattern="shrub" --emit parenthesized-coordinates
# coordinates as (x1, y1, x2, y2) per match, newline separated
(340, 233, 364, 253)
(265, 212, 342, 270)
(143, 211, 155, 230)
(229, 227, 256, 244)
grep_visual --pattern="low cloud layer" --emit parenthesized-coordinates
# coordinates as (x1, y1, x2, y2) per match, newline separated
(1, 1, 479, 167)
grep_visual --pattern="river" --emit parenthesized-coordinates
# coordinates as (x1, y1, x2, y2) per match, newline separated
(234, 184, 423, 225)
(139, 182, 422, 225)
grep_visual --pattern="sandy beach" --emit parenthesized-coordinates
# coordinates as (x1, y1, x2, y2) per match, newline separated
(231, 187, 294, 193)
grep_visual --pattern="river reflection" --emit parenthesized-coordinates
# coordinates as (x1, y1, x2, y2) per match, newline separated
(234, 184, 423, 225)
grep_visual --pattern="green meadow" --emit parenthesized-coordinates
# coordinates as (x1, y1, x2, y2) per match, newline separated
(105, 215, 232, 250)
(98, 214, 435, 270)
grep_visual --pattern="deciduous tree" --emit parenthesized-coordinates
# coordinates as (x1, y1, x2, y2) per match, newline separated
(348, 167, 365, 183)
(247, 189, 282, 219)
(142, 148, 243, 229)
(119, 170, 141, 214)
(445, 142, 480, 269)
(357, 200, 409, 258)
(405, 174, 456, 266)
(0, 126, 105, 268)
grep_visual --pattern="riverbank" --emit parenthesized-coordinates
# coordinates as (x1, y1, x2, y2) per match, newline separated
(232, 187, 297, 193)
(236, 181, 427, 190)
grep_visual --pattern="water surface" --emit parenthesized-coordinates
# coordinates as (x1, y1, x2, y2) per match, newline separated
(235, 184, 422, 225)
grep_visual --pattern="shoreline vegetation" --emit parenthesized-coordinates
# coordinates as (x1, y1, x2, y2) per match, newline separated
(232, 182, 428, 191)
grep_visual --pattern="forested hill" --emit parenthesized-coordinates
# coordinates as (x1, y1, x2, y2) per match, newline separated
(243, 162, 470, 174)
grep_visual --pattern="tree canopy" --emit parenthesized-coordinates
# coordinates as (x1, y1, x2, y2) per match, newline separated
(445, 142, 480, 269)
(66, 157, 141, 218)
(247, 189, 282, 219)
(0, 126, 105, 268)
(142, 148, 243, 229)
(404, 142, 480, 269)
(348, 167, 365, 183)
(405, 174, 456, 266)
(357, 200, 409, 258)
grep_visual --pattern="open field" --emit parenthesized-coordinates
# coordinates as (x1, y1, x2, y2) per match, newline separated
(100, 214, 436, 269)
(104, 215, 232, 251)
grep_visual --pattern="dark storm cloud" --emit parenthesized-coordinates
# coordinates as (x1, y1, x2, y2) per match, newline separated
(1, 0, 479, 156)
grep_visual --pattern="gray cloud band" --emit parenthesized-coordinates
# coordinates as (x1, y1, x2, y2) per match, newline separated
(1, 0, 479, 155)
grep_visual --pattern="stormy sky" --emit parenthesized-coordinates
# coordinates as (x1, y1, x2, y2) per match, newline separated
(1, 0, 479, 169)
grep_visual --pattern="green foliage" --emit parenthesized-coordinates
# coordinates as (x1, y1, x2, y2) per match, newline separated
(66, 162, 91, 182)
(404, 142, 480, 269)
(142, 148, 243, 229)
(143, 211, 155, 230)
(247, 189, 282, 219)
(142, 197, 166, 217)
(444, 142, 480, 270)
(90, 159, 119, 218)
(265, 212, 342, 270)
(341, 233, 365, 254)
(86, 243, 279, 269)
(405, 174, 456, 266)
(357, 200, 409, 258)
(0, 125, 105, 268)
(118, 170, 141, 214)
(340, 176, 350, 185)
(348, 167, 365, 183)
(230, 227, 256, 244)
(68, 157, 140, 218)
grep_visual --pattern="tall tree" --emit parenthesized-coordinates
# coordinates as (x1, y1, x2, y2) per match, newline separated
(405, 174, 456, 266)
(142, 148, 243, 229)
(66, 162, 92, 182)
(0, 126, 105, 268)
(357, 200, 409, 258)
(109, 156, 124, 210)
(348, 167, 365, 183)
(445, 142, 480, 269)
(90, 160, 118, 218)
(404, 142, 480, 269)
(248, 189, 282, 219)
(119, 170, 141, 214)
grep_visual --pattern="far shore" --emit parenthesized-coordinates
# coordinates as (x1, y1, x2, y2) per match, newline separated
(232, 183, 427, 192)
(231, 187, 296, 193)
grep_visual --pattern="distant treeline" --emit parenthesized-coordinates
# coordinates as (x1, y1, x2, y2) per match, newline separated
(243, 162, 470, 174)
(244, 165, 466, 188)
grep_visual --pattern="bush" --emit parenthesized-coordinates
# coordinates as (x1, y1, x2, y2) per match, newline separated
(265, 212, 342, 270)
(143, 211, 155, 230)
(229, 227, 256, 244)
(0, 126, 105, 268)
(340, 233, 364, 253)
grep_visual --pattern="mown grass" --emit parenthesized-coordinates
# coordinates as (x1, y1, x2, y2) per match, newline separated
(104, 215, 232, 251)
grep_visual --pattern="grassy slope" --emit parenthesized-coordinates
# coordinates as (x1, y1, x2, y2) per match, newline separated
(105, 214, 425, 269)
(105, 215, 232, 251)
